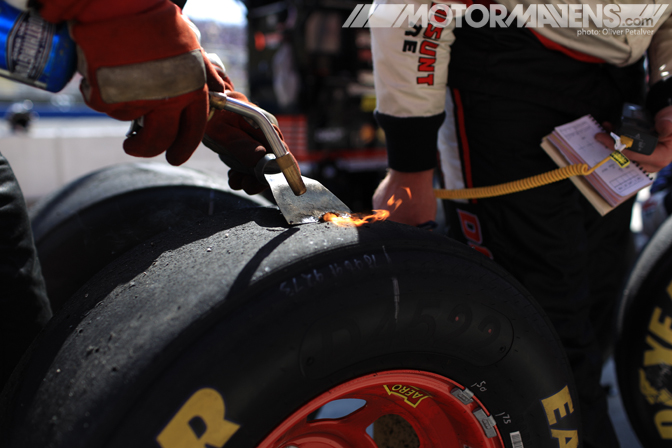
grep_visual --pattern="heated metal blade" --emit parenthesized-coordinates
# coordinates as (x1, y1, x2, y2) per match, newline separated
(265, 172, 352, 225)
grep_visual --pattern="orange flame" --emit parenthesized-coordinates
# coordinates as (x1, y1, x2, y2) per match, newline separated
(322, 210, 391, 227)
(387, 195, 403, 212)
(323, 188, 413, 227)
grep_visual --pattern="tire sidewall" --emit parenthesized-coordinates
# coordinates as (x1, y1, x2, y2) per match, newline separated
(616, 216, 672, 447)
(104, 244, 580, 448)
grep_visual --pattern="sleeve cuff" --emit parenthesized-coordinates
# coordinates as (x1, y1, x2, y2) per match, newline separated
(374, 111, 445, 173)
(646, 78, 672, 116)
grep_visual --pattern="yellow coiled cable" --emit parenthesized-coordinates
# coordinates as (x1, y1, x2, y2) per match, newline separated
(434, 155, 612, 200)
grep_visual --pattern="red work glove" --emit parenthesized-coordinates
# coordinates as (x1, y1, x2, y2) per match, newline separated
(37, 0, 224, 166)
(203, 69, 294, 195)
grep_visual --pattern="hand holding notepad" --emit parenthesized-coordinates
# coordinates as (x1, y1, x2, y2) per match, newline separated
(541, 115, 652, 215)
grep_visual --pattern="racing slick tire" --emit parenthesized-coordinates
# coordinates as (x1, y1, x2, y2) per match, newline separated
(4, 207, 580, 448)
(615, 214, 672, 447)
(29, 162, 271, 312)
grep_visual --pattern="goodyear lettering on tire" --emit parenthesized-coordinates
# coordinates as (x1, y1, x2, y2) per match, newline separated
(541, 385, 578, 448)
(638, 279, 672, 439)
(157, 388, 239, 448)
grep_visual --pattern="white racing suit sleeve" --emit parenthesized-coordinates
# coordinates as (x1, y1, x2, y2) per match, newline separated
(371, 0, 460, 172)
(647, 13, 672, 113)
(650, 14, 672, 85)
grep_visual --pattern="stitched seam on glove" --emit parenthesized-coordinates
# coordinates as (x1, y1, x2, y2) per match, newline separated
(96, 49, 206, 104)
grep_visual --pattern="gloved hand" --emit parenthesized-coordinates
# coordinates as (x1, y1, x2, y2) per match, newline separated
(203, 68, 294, 195)
(36, 0, 223, 166)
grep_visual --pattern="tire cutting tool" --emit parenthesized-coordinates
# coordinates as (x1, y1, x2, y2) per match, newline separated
(206, 92, 352, 225)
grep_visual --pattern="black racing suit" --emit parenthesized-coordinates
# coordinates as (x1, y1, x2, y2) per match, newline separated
(0, 152, 51, 390)
(446, 20, 644, 448)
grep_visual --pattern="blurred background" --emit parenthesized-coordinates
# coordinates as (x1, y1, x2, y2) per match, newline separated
(2, 0, 246, 203)
(3, 0, 388, 212)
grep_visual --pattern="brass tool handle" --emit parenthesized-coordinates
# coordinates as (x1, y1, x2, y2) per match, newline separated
(209, 92, 306, 196)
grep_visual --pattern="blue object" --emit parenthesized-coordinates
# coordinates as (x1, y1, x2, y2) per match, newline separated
(651, 163, 672, 194)
(0, 1, 76, 92)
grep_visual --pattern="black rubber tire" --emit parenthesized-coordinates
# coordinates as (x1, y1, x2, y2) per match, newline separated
(615, 214, 672, 448)
(3, 207, 580, 448)
(29, 162, 271, 312)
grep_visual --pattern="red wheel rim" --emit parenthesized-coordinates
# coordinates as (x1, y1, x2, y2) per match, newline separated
(257, 370, 505, 448)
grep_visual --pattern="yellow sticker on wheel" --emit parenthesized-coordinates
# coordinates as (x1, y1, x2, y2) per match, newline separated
(383, 384, 431, 408)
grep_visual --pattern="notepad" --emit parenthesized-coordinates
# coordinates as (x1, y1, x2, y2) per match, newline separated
(540, 115, 652, 216)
